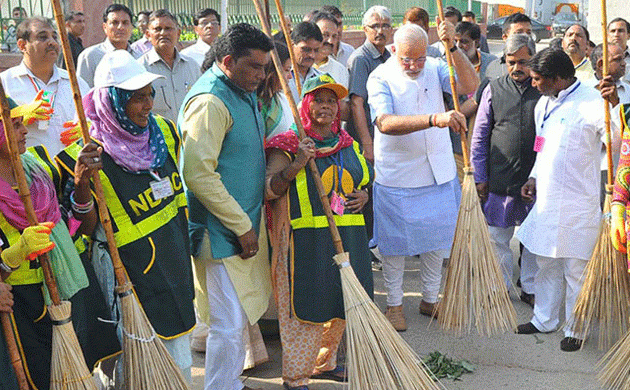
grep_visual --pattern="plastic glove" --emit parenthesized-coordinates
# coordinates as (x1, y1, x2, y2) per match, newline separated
(60, 120, 88, 146)
(611, 203, 627, 254)
(20, 90, 53, 126)
(0, 222, 56, 269)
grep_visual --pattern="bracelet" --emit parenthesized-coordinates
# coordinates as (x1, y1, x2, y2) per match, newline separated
(70, 191, 94, 214)
(0, 261, 15, 273)
(449, 45, 458, 53)
(428, 114, 434, 127)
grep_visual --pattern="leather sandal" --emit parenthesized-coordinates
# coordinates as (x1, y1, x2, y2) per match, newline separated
(311, 365, 348, 382)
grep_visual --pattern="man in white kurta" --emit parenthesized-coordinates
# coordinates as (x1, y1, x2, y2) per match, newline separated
(516, 48, 620, 351)
(367, 23, 478, 331)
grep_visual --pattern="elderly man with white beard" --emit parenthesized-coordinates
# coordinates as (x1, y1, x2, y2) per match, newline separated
(367, 22, 478, 331)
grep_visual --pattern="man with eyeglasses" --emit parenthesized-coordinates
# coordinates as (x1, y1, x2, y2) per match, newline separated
(77, 4, 141, 88)
(0, 17, 89, 155)
(181, 8, 221, 68)
(138, 9, 200, 122)
(471, 34, 540, 308)
(367, 22, 478, 332)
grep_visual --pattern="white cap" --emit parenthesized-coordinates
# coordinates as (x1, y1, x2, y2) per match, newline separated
(94, 50, 164, 90)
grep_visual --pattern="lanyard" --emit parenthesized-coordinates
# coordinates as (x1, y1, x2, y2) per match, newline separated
(27, 74, 57, 109)
(541, 80, 581, 130)
(331, 152, 345, 195)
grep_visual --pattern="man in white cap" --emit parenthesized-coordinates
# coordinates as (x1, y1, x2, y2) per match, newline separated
(0, 16, 89, 156)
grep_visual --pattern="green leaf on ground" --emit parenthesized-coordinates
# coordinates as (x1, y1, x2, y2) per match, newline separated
(423, 351, 476, 381)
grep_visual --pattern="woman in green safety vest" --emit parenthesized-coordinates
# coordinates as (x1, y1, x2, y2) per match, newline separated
(55, 50, 196, 383)
(265, 74, 374, 390)
(0, 97, 118, 390)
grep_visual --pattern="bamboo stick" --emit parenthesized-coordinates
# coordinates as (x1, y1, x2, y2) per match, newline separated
(274, 0, 302, 97)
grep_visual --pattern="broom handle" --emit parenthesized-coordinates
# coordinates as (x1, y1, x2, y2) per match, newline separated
(51, 0, 128, 286)
(436, 0, 470, 168)
(0, 84, 61, 307)
(251, 0, 345, 254)
(601, 0, 614, 184)
(274, 0, 302, 96)
(1, 313, 30, 389)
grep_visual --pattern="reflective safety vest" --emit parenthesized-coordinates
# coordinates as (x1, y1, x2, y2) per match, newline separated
(1, 146, 62, 286)
(55, 116, 187, 248)
(289, 141, 372, 230)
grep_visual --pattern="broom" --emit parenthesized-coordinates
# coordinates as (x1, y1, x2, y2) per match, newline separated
(251, 2, 442, 389)
(571, 0, 630, 350)
(0, 84, 96, 390)
(50, 1, 189, 388)
(435, 0, 517, 336)
(1, 313, 29, 390)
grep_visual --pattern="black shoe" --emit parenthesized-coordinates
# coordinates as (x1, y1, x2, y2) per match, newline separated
(560, 337, 583, 352)
(520, 292, 535, 308)
(516, 322, 542, 334)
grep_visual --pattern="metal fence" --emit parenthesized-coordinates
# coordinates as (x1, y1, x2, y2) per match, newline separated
(1, 0, 481, 47)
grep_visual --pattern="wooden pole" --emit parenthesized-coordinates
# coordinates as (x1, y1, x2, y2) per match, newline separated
(601, 0, 613, 185)
(50, 0, 128, 286)
(274, 0, 302, 97)
(0, 76, 42, 390)
(251, 0, 344, 254)
(436, 0, 471, 168)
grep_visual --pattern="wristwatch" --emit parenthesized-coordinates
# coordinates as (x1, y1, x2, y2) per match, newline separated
(449, 45, 458, 53)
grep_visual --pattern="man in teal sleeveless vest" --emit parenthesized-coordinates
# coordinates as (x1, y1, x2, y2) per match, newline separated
(178, 23, 273, 390)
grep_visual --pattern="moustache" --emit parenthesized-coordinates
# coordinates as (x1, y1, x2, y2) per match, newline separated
(568, 40, 580, 48)
(511, 70, 525, 76)
(375, 34, 385, 39)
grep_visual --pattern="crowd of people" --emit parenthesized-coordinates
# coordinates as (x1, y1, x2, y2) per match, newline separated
(0, 2, 629, 390)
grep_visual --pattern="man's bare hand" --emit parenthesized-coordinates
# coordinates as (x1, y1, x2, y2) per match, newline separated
(435, 110, 467, 134)
(521, 178, 536, 203)
(238, 229, 259, 259)
(476, 182, 489, 204)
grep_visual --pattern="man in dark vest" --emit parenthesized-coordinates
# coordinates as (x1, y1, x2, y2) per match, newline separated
(178, 23, 273, 390)
(471, 33, 540, 307)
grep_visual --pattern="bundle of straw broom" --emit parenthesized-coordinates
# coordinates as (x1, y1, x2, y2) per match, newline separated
(435, 0, 517, 336)
(251, 1, 443, 388)
(0, 85, 97, 390)
(50, 0, 189, 388)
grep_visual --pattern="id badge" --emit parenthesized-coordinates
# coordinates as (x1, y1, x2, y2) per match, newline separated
(150, 177, 174, 200)
(533, 135, 545, 152)
(330, 192, 345, 216)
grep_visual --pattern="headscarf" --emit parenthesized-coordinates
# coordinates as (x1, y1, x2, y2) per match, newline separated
(84, 86, 168, 173)
(265, 89, 354, 157)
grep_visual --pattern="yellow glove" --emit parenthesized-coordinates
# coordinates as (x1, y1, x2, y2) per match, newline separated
(60, 120, 89, 146)
(611, 203, 627, 254)
(0, 222, 56, 269)
(20, 90, 53, 126)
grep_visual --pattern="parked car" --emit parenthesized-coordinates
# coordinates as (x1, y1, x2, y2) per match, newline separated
(486, 16, 553, 42)
(551, 12, 581, 36)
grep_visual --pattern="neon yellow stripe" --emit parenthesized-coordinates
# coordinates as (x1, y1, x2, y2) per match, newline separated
(295, 169, 312, 218)
(353, 141, 370, 188)
(143, 237, 156, 274)
(291, 214, 365, 229)
(155, 116, 178, 164)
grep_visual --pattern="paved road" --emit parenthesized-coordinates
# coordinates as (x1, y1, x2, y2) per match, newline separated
(191, 37, 605, 390)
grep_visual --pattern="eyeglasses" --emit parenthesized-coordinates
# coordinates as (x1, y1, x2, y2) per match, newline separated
(366, 23, 391, 31)
(199, 20, 220, 27)
(399, 56, 426, 67)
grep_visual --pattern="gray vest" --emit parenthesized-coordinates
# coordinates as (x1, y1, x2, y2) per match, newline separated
(488, 75, 541, 196)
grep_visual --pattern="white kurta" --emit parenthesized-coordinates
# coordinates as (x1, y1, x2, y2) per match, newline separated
(516, 80, 620, 260)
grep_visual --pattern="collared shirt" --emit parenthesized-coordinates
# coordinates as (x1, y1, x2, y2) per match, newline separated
(77, 39, 141, 88)
(347, 40, 391, 139)
(288, 66, 321, 103)
(138, 48, 201, 122)
(130, 36, 153, 56)
(516, 80, 621, 260)
(180, 39, 212, 69)
(334, 41, 355, 67)
(0, 62, 89, 155)
(314, 56, 349, 89)
(574, 57, 595, 82)
(367, 56, 456, 188)
(57, 33, 84, 70)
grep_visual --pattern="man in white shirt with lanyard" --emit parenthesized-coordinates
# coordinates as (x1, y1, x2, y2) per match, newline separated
(0, 17, 89, 156)
(367, 23, 478, 331)
(516, 48, 620, 352)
